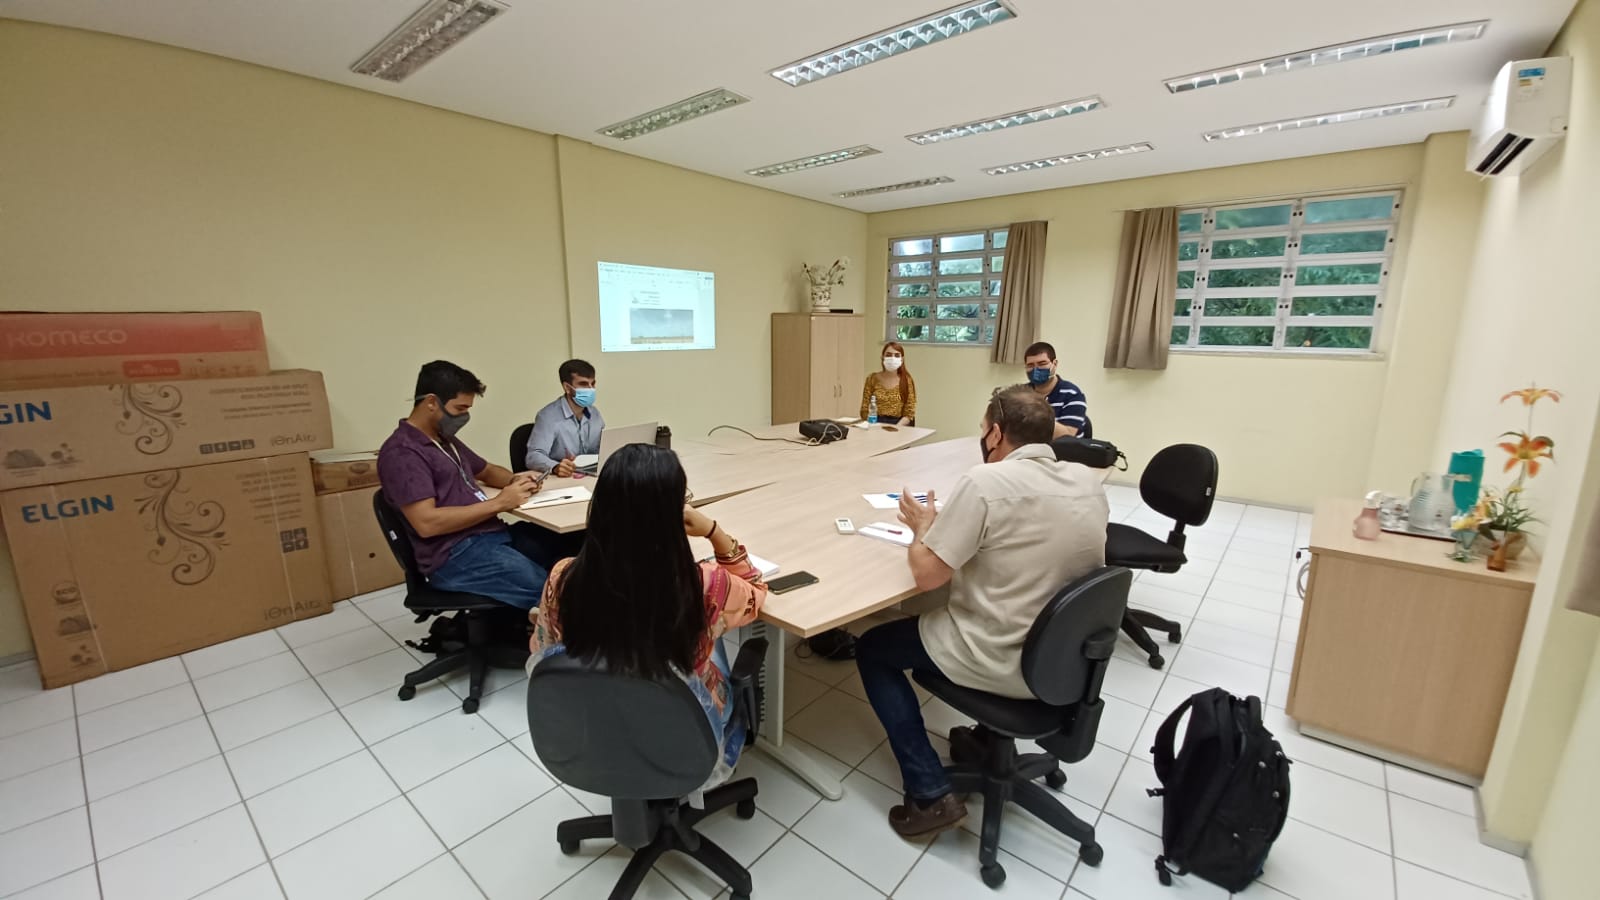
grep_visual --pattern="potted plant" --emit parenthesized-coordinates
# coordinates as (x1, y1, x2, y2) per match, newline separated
(1476, 486, 1537, 561)
(1457, 383, 1560, 570)
(801, 258, 849, 312)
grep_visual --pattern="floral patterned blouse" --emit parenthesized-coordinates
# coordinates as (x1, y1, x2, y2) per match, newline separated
(860, 374, 917, 421)
(528, 545, 769, 771)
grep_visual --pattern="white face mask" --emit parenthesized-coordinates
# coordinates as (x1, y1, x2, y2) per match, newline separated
(883, 357, 903, 372)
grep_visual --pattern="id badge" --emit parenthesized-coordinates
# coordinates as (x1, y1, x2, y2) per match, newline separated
(474, 489, 489, 502)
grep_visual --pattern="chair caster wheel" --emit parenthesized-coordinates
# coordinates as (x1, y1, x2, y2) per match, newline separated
(559, 839, 580, 855)
(397, 684, 417, 701)
(1079, 842, 1104, 866)
(980, 863, 1006, 888)
(1167, 627, 1182, 644)
(735, 798, 756, 820)
(1044, 769, 1067, 790)
(731, 893, 751, 900)
(461, 697, 479, 714)
(1147, 654, 1165, 670)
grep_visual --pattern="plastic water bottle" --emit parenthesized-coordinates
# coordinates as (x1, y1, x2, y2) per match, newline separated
(867, 395, 878, 425)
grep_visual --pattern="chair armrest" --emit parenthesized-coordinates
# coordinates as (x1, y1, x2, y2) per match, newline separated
(729, 637, 769, 747)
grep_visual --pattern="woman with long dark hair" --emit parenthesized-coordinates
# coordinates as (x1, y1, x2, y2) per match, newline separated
(528, 443, 768, 783)
(859, 341, 917, 425)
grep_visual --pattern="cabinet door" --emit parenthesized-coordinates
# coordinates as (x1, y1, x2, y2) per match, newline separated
(807, 317, 838, 418)
(833, 316, 865, 418)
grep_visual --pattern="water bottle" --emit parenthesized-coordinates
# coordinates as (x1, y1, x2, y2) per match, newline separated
(867, 395, 878, 425)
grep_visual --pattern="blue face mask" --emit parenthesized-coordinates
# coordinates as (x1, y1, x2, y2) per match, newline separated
(1027, 366, 1053, 385)
(572, 387, 597, 409)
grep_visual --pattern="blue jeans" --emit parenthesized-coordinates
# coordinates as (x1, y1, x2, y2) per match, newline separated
(856, 617, 951, 801)
(429, 524, 557, 610)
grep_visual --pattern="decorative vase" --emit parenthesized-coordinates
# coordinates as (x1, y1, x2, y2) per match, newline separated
(1488, 538, 1509, 572)
(1473, 530, 1527, 560)
(809, 286, 832, 312)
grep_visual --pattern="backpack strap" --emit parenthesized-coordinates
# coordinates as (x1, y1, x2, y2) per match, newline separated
(1151, 693, 1200, 786)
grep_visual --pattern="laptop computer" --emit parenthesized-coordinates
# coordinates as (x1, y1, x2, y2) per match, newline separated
(574, 421, 659, 475)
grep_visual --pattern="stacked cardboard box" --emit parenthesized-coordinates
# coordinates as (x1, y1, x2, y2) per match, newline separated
(0, 312, 336, 688)
(311, 451, 404, 601)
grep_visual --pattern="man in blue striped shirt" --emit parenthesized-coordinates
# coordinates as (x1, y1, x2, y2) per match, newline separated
(1024, 342, 1092, 439)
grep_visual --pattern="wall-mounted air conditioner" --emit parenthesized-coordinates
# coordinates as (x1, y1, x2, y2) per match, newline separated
(1467, 57, 1572, 177)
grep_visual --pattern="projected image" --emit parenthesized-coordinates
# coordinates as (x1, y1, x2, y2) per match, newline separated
(598, 262, 716, 353)
(629, 307, 695, 345)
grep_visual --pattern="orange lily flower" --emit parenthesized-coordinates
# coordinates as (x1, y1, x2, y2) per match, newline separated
(1501, 386, 1562, 406)
(1498, 433, 1555, 476)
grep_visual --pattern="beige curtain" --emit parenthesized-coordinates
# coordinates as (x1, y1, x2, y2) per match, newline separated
(1104, 208, 1179, 370)
(990, 221, 1047, 365)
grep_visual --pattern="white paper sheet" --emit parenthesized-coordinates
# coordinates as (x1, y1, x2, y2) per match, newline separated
(862, 492, 943, 510)
(519, 486, 592, 509)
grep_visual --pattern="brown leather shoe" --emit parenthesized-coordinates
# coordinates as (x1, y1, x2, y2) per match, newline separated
(888, 793, 968, 839)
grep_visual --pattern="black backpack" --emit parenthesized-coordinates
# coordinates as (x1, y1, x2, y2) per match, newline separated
(1149, 688, 1291, 892)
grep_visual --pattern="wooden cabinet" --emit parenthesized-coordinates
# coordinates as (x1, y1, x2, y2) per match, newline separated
(771, 313, 865, 423)
(1286, 498, 1537, 783)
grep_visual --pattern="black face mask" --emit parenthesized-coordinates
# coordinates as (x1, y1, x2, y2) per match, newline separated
(978, 424, 999, 463)
(420, 395, 469, 439)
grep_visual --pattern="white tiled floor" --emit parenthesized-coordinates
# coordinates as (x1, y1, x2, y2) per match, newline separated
(0, 501, 1536, 900)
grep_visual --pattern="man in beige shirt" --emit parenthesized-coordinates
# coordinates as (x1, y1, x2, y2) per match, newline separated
(855, 385, 1109, 838)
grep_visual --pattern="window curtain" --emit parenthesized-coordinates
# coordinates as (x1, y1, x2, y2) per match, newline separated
(1104, 207, 1179, 370)
(990, 221, 1048, 365)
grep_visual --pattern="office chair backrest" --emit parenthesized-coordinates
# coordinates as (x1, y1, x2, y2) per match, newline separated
(509, 423, 535, 472)
(1021, 566, 1132, 707)
(527, 652, 718, 800)
(371, 488, 430, 592)
(1140, 443, 1219, 529)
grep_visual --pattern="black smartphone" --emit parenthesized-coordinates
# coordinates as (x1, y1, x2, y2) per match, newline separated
(767, 571, 819, 594)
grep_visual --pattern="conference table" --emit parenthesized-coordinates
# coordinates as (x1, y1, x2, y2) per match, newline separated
(506, 419, 970, 800)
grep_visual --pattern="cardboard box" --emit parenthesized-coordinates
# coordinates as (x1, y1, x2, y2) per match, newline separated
(318, 486, 405, 601)
(312, 450, 381, 495)
(1, 454, 331, 688)
(0, 311, 271, 388)
(0, 369, 333, 490)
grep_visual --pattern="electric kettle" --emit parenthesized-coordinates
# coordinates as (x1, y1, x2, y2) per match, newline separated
(1408, 473, 1458, 535)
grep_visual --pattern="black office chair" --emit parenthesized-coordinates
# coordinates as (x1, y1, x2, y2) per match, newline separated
(372, 489, 521, 714)
(527, 638, 769, 900)
(914, 566, 1131, 889)
(509, 422, 535, 471)
(1105, 443, 1218, 669)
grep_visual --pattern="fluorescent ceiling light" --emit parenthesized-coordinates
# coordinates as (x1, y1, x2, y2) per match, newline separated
(983, 143, 1153, 176)
(598, 88, 750, 141)
(351, 0, 508, 83)
(770, 1, 1017, 87)
(1164, 20, 1488, 94)
(747, 145, 881, 177)
(1203, 97, 1454, 141)
(836, 177, 955, 198)
(907, 97, 1103, 145)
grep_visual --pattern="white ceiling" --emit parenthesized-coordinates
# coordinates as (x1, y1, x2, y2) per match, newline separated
(0, 0, 1578, 212)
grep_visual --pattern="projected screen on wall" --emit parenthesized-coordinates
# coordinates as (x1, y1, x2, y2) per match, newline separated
(597, 262, 716, 353)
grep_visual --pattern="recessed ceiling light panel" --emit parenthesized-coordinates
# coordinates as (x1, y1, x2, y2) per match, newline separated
(770, 1, 1018, 86)
(351, 0, 509, 83)
(598, 88, 751, 140)
(982, 143, 1153, 176)
(1164, 20, 1488, 94)
(747, 145, 882, 177)
(1203, 97, 1454, 141)
(907, 96, 1103, 145)
(836, 176, 955, 198)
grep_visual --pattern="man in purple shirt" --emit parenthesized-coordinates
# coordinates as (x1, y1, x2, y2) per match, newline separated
(377, 360, 555, 610)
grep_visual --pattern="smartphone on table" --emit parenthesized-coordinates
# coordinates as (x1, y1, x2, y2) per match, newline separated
(767, 571, 819, 594)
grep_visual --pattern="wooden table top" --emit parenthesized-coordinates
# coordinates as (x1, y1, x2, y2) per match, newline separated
(506, 422, 935, 533)
(1310, 497, 1539, 587)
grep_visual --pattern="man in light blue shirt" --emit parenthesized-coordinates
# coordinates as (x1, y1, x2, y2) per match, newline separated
(526, 359, 605, 476)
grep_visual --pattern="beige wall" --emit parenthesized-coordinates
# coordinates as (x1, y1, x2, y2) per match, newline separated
(553, 137, 866, 439)
(1463, 4, 1600, 897)
(865, 141, 1480, 508)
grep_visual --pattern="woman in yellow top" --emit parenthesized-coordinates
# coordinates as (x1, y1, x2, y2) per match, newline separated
(860, 341, 917, 425)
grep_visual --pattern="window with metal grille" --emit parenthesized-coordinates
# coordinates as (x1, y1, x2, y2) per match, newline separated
(886, 227, 1007, 346)
(1173, 191, 1400, 353)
